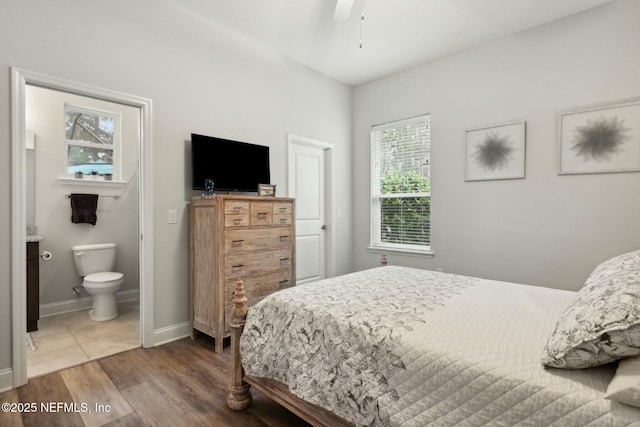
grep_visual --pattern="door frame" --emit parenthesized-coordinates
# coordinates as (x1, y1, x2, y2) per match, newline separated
(287, 133, 335, 280)
(10, 67, 154, 387)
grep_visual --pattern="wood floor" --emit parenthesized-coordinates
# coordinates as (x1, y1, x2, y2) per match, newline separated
(0, 336, 310, 427)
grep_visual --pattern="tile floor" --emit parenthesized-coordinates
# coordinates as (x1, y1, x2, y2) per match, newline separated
(27, 304, 140, 378)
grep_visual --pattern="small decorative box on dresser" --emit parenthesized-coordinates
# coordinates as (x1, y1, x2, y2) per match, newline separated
(190, 195, 295, 352)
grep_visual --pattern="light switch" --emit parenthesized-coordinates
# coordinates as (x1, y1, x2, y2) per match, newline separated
(168, 209, 177, 224)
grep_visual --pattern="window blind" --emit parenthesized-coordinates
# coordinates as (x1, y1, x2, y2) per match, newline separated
(371, 114, 431, 250)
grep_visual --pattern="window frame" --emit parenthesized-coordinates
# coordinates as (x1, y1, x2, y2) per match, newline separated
(64, 104, 121, 181)
(369, 114, 433, 257)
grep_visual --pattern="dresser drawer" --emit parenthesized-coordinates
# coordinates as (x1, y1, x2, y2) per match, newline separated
(223, 201, 250, 227)
(273, 212, 292, 226)
(250, 202, 273, 226)
(273, 202, 293, 225)
(224, 214, 249, 227)
(225, 249, 292, 278)
(224, 227, 293, 255)
(224, 270, 293, 308)
(273, 202, 292, 214)
(224, 201, 249, 214)
(224, 270, 293, 332)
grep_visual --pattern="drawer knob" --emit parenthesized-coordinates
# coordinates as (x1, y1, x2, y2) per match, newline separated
(279, 235, 288, 241)
(231, 239, 244, 246)
(279, 279, 290, 285)
(279, 257, 290, 263)
(233, 219, 242, 224)
(279, 219, 287, 224)
(257, 212, 268, 219)
(232, 264, 244, 271)
(233, 207, 242, 212)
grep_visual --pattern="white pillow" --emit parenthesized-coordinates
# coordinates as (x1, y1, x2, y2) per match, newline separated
(542, 249, 640, 369)
(605, 356, 640, 408)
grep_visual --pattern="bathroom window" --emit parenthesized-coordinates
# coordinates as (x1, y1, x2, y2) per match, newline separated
(65, 105, 120, 180)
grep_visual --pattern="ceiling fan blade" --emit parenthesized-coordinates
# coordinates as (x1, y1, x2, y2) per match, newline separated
(333, 0, 354, 20)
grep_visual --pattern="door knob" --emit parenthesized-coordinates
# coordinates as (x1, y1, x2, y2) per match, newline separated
(321, 225, 327, 230)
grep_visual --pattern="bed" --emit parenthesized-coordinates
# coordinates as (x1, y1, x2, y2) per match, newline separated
(227, 251, 640, 426)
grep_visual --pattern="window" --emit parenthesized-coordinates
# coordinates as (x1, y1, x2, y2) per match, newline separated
(370, 114, 431, 254)
(65, 105, 120, 179)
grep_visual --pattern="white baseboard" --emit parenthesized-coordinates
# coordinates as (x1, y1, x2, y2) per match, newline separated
(153, 321, 192, 346)
(40, 289, 139, 318)
(0, 368, 13, 393)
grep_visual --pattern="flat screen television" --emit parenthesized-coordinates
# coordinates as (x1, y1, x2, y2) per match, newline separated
(191, 133, 270, 192)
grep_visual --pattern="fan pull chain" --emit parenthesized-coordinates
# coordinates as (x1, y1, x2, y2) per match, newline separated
(359, 0, 365, 48)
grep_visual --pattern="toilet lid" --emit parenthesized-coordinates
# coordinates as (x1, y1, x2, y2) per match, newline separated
(84, 272, 123, 285)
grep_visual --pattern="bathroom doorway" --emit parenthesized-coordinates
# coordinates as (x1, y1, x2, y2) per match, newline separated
(11, 68, 154, 387)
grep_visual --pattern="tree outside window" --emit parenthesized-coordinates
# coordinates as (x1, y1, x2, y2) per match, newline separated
(371, 115, 431, 253)
(65, 105, 119, 177)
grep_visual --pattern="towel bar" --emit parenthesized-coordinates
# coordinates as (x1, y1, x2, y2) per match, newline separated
(65, 193, 120, 199)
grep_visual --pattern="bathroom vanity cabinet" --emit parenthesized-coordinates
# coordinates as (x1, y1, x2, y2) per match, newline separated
(190, 195, 296, 352)
(27, 241, 40, 332)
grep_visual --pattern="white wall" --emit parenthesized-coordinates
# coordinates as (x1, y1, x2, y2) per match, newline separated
(353, 0, 640, 290)
(0, 0, 352, 375)
(26, 86, 140, 305)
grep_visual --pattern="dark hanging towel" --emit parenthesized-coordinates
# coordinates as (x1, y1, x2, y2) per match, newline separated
(70, 193, 99, 225)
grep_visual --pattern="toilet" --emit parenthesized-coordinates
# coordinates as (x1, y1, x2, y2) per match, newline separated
(72, 243, 124, 321)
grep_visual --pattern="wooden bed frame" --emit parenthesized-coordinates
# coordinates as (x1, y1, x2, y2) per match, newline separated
(226, 255, 387, 427)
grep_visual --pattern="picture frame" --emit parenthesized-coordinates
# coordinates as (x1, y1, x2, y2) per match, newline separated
(558, 99, 640, 175)
(465, 120, 526, 181)
(257, 183, 276, 197)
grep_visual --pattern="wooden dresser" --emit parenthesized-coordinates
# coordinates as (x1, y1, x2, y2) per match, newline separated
(190, 195, 295, 352)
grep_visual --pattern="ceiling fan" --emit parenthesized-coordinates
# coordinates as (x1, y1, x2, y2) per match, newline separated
(333, 0, 354, 20)
(334, 0, 366, 48)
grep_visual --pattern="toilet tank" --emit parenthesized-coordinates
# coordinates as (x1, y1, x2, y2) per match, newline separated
(72, 243, 117, 276)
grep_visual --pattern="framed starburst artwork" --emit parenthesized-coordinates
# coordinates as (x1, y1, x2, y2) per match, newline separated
(558, 99, 640, 175)
(465, 120, 526, 181)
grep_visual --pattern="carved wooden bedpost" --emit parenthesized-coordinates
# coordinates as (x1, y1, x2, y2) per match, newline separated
(227, 279, 252, 410)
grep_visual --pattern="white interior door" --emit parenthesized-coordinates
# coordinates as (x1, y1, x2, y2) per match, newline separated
(289, 139, 327, 284)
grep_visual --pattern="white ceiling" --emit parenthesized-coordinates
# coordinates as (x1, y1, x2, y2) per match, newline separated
(169, 0, 612, 86)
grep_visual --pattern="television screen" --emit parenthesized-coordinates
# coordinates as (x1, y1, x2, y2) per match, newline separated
(191, 134, 270, 192)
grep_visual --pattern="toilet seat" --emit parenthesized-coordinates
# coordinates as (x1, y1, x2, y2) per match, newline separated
(84, 272, 124, 286)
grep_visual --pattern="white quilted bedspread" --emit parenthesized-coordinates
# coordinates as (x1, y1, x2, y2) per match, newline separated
(240, 266, 640, 426)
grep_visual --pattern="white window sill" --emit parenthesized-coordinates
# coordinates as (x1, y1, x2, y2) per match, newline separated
(367, 246, 435, 258)
(59, 177, 127, 188)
